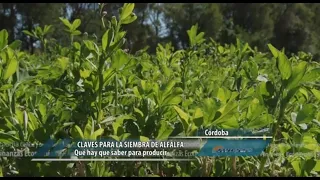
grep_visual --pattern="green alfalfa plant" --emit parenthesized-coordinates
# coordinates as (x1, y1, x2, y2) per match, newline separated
(1, 3, 320, 176)
(0, 30, 22, 54)
(179, 24, 205, 91)
(0, 30, 26, 141)
(71, 3, 137, 177)
(23, 25, 53, 52)
(258, 44, 319, 177)
(67, 3, 137, 135)
(59, 17, 82, 46)
(97, 3, 137, 120)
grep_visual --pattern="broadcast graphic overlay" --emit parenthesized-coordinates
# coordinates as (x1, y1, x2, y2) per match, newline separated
(31, 129, 272, 161)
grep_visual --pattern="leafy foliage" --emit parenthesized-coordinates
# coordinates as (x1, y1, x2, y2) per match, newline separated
(0, 3, 320, 177)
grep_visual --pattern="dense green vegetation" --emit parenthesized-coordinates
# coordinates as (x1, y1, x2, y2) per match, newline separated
(0, 3, 320, 177)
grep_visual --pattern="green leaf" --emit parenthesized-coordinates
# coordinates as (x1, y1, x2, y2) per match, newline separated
(103, 68, 115, 87)
(218, 46, 224, 53)
(71, 30, 81, 36)
(35, 26, 42, 36)
(70, 125, 84, 139)
(247, 113, 273, 129)
(0, 132, 20, 144)
(162, 80, 177, 98)
(291, 159, 302, 176)
(313, 161, 320, 172)
(59, 17, 72, 29)
(73, 42, 81, 50)
(277, 52, 292, 80)
(162, 95, 182, 106)
(217, 87, 226, 103)
(0, 84, 13, 91)
(71, 19, 81, 30)
(92, 128, 104, 140)
(187, 24, 204, 47)
(302, 68, 320, 82)
(38, 104, 46, 120)
(57, 57, 69, 71)
(202, 98, 219, 126)
(121, 14, 137, 24)
(296, 104, 316, 124)
(0, 29, 8, 50)
(109, 35, 126, 52)
(195, 32, 205, 45)
(120, 3, 135, 21)
(174, 106, 189, 132)
(267, 44, 279, 58)
(28, 112, 39, 130)
(3, 56, 18, 80)
(258, 81, 275, 97)
(80, 69, 91, 79)
(83, 40, 95, 52)
(156, 121, 174, 140)
(84, 120, 93, 139)
(140, 136, 149, 142)
(43, 25, 53, 34)
(114, 31, 127, 45)
(311, 89, 320, 101)
(301, 134, 319, 151)
(244, 61, 258, 80)
(283, 86, 300, 106)
(193, 108, 203, 127)
(242, 43, 249, 53)
(285, 116, 301, 134)
(212, 101, 238, 125)
(98, 161, 105, 176)
(220, 115, 239, 129)
(15, 108, 24, 125)
(247, 98, 264, 120)
(111, 49, 129, 70)
(134, 108, 144, 118)
(9, 40, 22, 50)
(286, 61, 307, 90)
(140, 80, 147, 91)
(278, 143, 291, 154)
(299, 87, 309, 101)
(174, 106, 189, 122)
(102, 29, 111, 51)
(303, 159, 317, 175)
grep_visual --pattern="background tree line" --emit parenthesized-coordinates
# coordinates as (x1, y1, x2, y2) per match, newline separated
(1, 3, 320, 60)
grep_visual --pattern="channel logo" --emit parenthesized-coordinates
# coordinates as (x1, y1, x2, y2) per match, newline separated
(197, 139, 271, 157)
(213, 146, 224, 152)
(212, 146, 253, 153)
